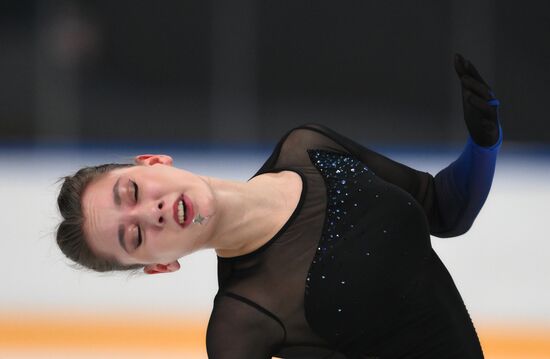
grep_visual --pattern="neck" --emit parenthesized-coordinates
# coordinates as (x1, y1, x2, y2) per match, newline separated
(197, 173, 289, 258)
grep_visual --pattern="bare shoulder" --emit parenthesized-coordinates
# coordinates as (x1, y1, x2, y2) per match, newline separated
(277, 170, 303, 209)
(266, 170, 302, 191)
(252, 170, 303, 208)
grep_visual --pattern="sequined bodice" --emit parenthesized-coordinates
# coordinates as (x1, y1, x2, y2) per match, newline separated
(305, 149, 377, 292)
(303, 147, 431, 349)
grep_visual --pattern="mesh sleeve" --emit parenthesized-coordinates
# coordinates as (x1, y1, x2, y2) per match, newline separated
(431, 124, 503, 237)
(206, 293, 285, 359)
(292, 123, 501, 237)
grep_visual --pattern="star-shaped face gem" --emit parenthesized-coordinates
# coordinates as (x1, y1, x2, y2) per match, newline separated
(192, 213, 207, 225)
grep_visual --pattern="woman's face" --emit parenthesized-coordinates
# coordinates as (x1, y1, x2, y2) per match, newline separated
(81, 156, 216, 270)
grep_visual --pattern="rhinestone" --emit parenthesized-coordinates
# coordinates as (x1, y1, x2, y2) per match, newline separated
(307, 149, 372, 268)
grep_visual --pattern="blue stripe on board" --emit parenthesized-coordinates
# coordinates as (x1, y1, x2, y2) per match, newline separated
(0, 140, 549, 158)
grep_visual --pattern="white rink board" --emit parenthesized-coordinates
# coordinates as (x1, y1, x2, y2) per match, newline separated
(1, 145, 549, 325)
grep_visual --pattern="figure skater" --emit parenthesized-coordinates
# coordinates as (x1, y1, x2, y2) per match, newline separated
(56, 53, 502, 358)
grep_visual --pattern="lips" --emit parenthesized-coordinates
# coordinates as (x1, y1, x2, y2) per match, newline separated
(173, 194, 194, 229)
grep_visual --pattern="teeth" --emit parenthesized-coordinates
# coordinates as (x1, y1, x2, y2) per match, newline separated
(178, 200, 185, 224)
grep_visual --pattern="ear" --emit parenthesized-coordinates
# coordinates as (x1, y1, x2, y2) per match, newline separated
(134, 154, 173, 166)
(143, 261, 180, 275)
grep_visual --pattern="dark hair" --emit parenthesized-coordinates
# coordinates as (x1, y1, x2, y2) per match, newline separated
(56, 163, 144, 272)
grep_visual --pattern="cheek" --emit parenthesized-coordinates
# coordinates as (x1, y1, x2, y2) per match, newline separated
(147, 231, 176, 248)
(145, 234, 181, 261)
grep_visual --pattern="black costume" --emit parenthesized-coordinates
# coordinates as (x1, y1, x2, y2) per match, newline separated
(206, 122, 503, 359)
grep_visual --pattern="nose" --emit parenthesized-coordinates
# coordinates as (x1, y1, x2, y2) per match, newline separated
(133, 200, 166, 228)
(154, 201, 165, 226)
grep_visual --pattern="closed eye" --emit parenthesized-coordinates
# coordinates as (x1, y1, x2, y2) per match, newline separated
(130, 180, 139, 202)
(135, 226, 142, 249)
(130, 179, 141, 249)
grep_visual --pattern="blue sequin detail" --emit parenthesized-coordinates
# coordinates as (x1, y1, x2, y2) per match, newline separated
(305, 149, 375, 293)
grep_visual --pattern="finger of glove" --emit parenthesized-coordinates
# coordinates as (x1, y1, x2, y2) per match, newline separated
(454, 53, 468, 77)
(466, 92, 497, 119)
(464, 59, 490, 87)
(461, 75, 493, 100)
(480, 118, 498, 133)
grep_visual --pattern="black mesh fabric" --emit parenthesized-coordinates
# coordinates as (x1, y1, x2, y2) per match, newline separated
(206, 124, 485, 359)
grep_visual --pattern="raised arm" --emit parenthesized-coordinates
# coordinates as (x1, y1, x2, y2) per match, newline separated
(431, 53, 503, 236)
(293, 54, 502, 237)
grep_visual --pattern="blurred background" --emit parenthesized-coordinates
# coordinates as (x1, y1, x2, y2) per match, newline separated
(1, 0, 549, 358)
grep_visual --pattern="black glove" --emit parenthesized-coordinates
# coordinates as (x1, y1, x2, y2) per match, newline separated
(454, 53, 501, 147)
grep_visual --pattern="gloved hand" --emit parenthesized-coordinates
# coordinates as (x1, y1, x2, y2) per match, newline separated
(454, 53, 501, 147)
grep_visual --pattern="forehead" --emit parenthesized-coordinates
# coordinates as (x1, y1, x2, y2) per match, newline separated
(81, 167, 130, 262)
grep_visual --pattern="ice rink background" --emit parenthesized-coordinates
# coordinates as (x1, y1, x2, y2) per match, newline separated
(2, 1, 549, 357)
(1, 143, 549, 358)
